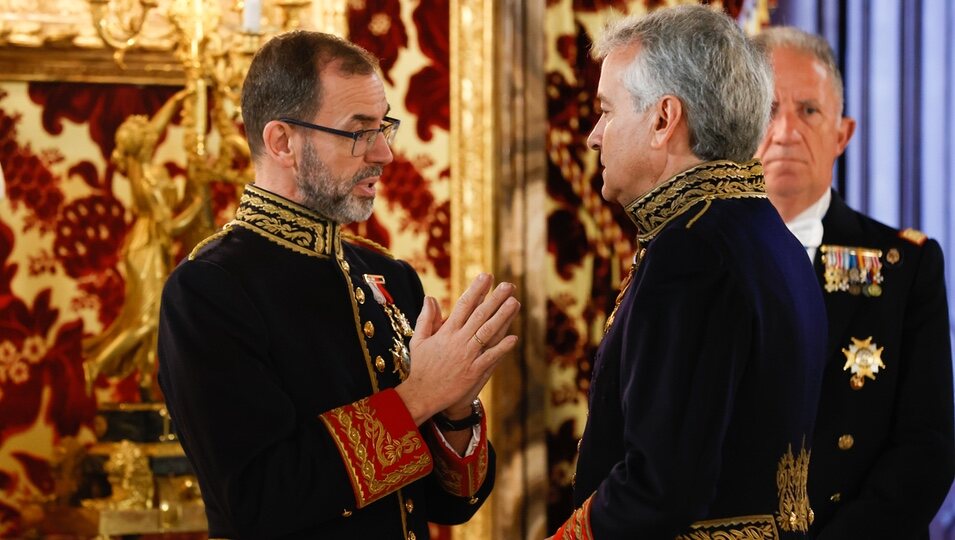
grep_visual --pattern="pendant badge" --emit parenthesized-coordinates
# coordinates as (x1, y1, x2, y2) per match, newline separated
(363, 274, 414, 380)
(841, 336, 886, 389)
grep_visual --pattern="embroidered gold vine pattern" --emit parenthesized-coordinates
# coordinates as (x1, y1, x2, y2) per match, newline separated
(775, 444, 813, 532)
(626, 160, 767, 243)
(332, 399, 431, 500)
(676, 515, 779, 540)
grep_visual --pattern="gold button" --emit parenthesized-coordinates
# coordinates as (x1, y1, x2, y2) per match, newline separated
(850, 375, 865, 390)
(364, 321, 375, 338)
(341, 260, 350, 272)
(375, 355, 386, 372)
(408, 532, 416, 540)
(838, 434, 854, 450)
(342, 508, 352, 517)
(355, 287, 365, 304)
(405, 498, 414, 513)
(830, 493, 841, 502)
(886, 248, 900, 264)
(468, 496, 479, 505)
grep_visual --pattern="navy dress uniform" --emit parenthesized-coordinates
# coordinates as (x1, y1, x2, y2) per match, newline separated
(807, 191, 954, 539)
(555, 161, 828, 539)
(158, 185, 493, 539)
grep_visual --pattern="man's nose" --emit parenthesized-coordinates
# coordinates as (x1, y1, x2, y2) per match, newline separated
(366, 133, 394, 165)
(587, 119, 604, 151)
(768, 108, 800, 144)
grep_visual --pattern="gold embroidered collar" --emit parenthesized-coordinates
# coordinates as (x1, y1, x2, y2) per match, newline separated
(232, 184, 341, 258)
(625, 159, 767, 244)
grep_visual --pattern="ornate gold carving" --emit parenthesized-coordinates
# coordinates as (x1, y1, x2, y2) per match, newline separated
(625, 160, 767, 244)
(775, 443, 813, 532)
(677, 514, 779, 540)
(449, 0, 497, 536)
(81, 441, 155, 510)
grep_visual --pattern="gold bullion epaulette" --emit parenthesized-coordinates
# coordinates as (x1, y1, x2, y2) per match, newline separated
(899, 228, 927, 246)
(343, 232, 394, 259)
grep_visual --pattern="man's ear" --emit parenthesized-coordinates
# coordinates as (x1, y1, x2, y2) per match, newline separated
(835, 115, 856, 156)
(261, 120, 297, 168)
(649, 95, 684, 149)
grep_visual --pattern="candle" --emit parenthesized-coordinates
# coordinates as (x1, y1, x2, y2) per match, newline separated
(243, 0, 261, 33)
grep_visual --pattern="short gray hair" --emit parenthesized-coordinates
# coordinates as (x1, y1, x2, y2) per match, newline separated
(592, 5, 773, 163)
(752, 26, 845, 114)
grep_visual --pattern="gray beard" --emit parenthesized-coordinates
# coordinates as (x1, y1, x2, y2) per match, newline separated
(295, 141, 380, 224)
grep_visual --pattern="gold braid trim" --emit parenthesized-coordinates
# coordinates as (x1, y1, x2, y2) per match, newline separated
(343, 232, 395, 259)
(625, 160, 767, 244)
(188, 225, 233, 261)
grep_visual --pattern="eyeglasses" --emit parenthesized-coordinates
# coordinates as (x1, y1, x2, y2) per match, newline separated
(279, 116, 400, 157)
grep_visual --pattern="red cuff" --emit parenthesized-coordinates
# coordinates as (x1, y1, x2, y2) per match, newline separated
(428, 405, 490, 498)
(319, 389, 433, 508)
(554, 495, 594, 540)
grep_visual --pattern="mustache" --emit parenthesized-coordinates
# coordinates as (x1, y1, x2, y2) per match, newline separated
(351, 166, 383, 184)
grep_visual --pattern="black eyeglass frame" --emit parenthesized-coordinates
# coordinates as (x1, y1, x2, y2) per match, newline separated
(278, 116, 401, 156)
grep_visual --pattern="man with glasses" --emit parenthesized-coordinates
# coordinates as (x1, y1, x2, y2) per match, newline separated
(158, 31, 519, 539)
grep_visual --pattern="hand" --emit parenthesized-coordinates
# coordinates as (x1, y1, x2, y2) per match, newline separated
(395, 273, 520, 425)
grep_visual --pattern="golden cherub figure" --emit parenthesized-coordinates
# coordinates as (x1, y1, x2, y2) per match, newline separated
(82, 89, 203, 397)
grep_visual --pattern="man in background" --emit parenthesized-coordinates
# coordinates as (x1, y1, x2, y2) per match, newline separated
(755, 26, 954, 538)
(552, 6, 827, 538)
(158, 31, 520, 538)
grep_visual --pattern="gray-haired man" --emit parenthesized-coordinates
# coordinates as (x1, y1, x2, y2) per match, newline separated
(552, 6, 827, 539)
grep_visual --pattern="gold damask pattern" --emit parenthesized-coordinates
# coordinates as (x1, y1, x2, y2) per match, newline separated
(625, 160, 767, 243)
(676, 514, 778, 540)
(231, 185, 338, 258)
(320, 396, 432, 508)
(775, 444, 813, 532)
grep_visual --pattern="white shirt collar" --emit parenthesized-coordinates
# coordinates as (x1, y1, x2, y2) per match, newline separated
(785, 190, 831, 262)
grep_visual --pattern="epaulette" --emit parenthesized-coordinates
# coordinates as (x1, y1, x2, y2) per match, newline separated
(342, 232, 394, 259)
(899, 228, 927, 246)
(188, 223, 234, 260)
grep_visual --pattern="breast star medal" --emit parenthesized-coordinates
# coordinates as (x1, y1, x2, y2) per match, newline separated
(842, 336, 885, 389)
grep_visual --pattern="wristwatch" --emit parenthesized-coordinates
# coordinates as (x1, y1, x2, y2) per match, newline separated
(433, 399, 482, 431)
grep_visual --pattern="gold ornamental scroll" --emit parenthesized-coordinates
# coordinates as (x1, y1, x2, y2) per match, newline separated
(450, 0, 496, 538)
(450, 0, 548, 538)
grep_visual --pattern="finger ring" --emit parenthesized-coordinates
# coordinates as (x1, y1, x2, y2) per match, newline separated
(473, 334, 488, 348)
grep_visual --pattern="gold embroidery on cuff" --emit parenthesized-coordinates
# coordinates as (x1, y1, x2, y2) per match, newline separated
(775, 443, 813, 532)
(320, 398, 432, 508)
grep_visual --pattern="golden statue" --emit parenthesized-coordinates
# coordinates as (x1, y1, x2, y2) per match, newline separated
(82, 88, 203, 397)
(81, 441, 155, 511)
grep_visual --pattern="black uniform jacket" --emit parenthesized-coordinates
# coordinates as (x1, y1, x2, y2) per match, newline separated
(568, 161, 828, 539)
(809, 191, 954, 539)
(158, 185, 494, 539)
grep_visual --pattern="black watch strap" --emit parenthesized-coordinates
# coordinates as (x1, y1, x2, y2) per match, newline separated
(433, 399, 482, 431)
